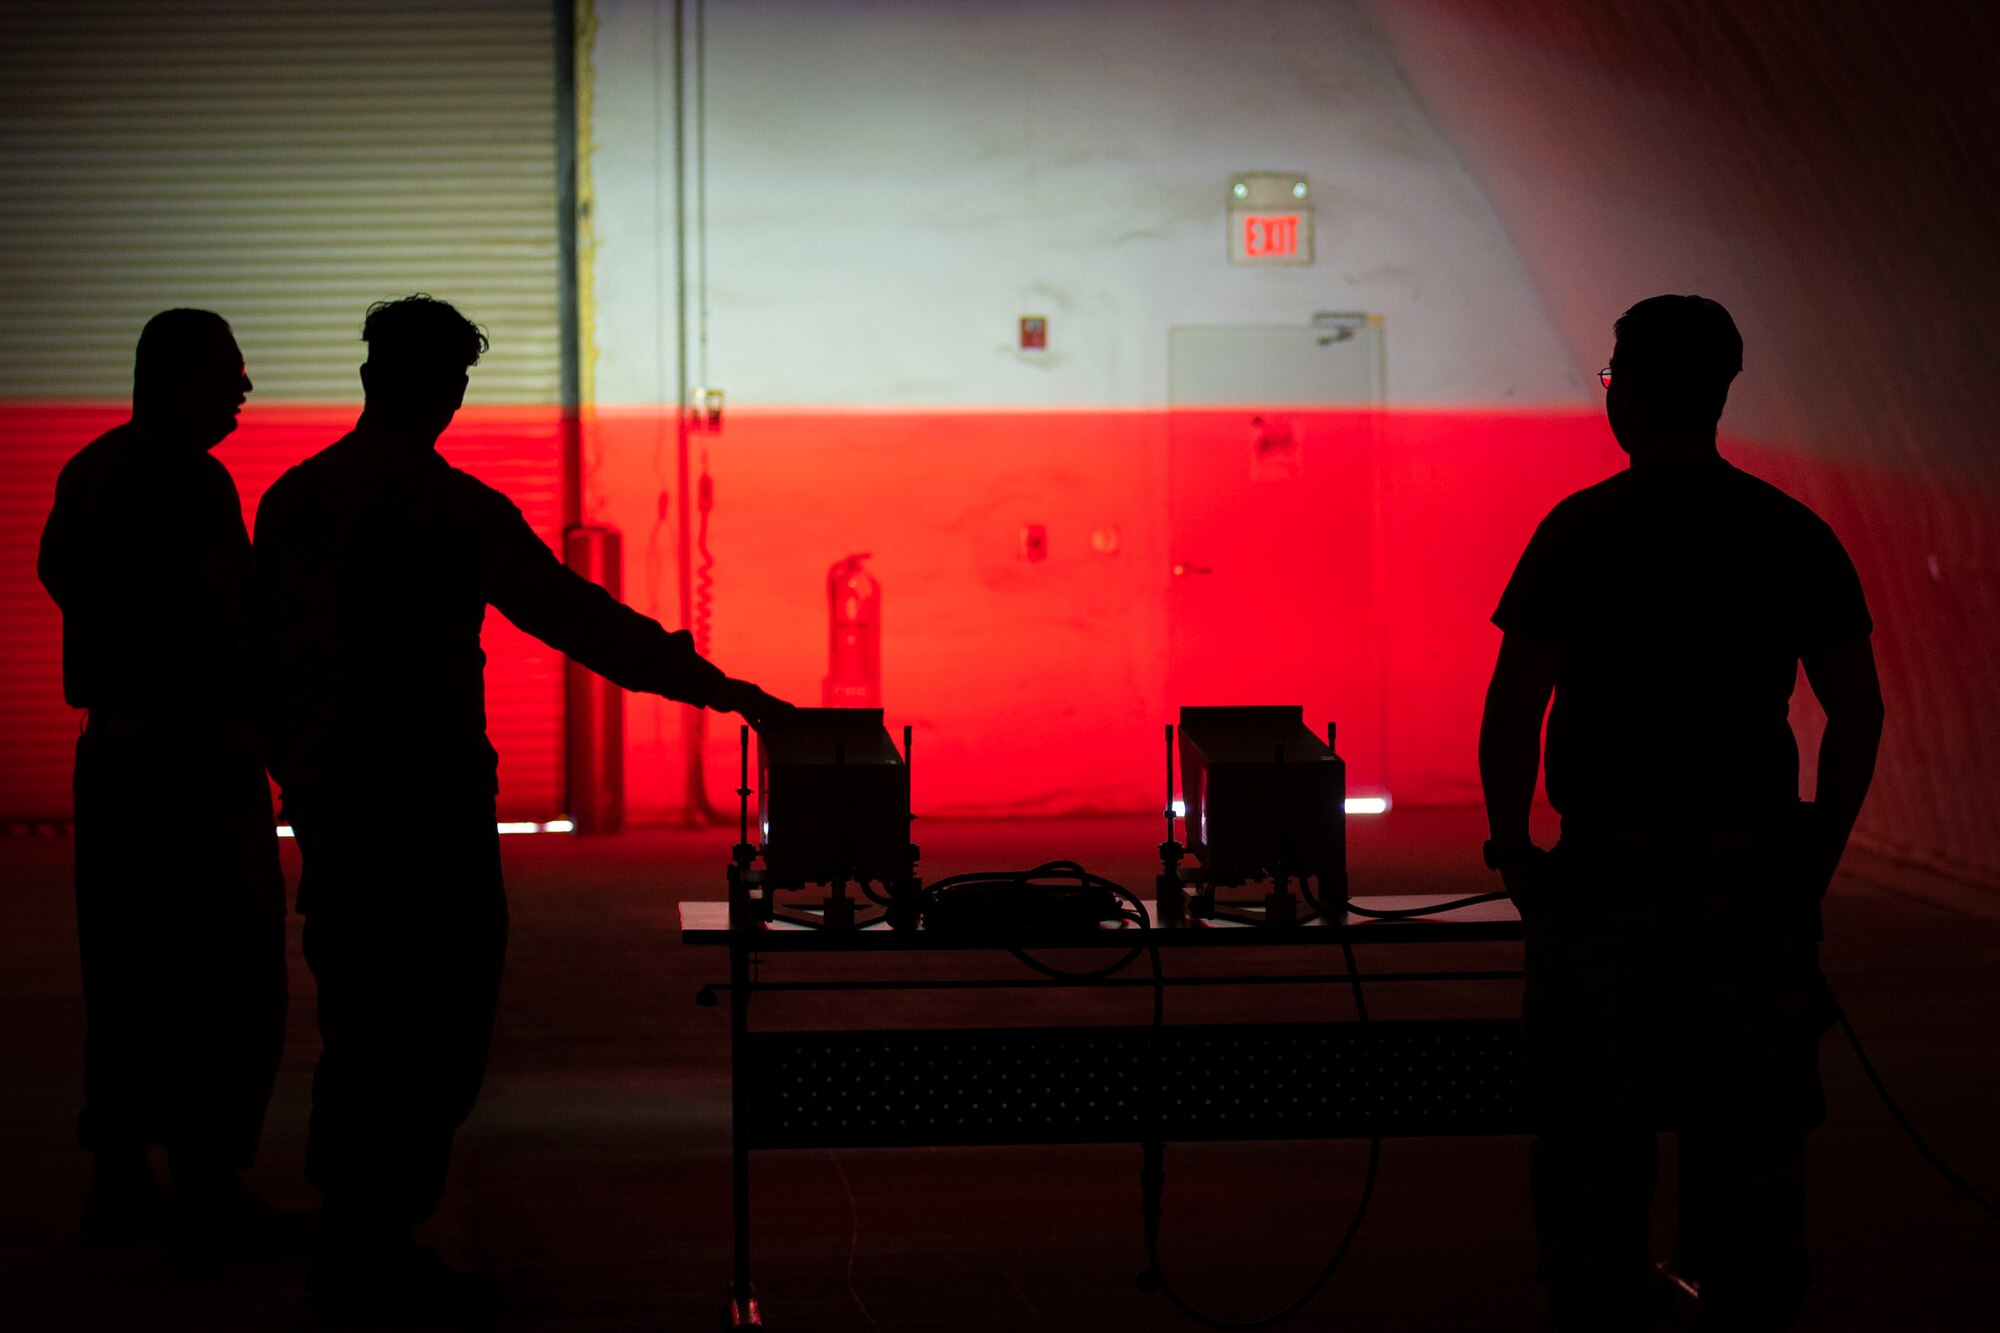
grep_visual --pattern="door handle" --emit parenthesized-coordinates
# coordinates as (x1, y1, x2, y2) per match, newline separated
(1171, 562, 1213, 577)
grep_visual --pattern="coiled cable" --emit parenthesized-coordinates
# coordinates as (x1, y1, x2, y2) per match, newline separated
(694, 451, 715, 657)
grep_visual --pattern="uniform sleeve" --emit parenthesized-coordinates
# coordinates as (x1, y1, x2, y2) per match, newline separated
(37, 461, 85, 612)
(479, 489, 728, 705)
(1797, 517, 1873, 657)
(1492, 505, 1576, 654)
(38, 454, 120, 710)
(249, 480, 293, 784)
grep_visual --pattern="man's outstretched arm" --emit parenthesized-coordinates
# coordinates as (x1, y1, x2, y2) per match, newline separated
(484, 498, 793, 725)
(1801, 636, 1884, 895)
(1479, 632, 1560, 902)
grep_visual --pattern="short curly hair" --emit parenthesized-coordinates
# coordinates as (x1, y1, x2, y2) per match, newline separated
(361, 294, 489, 371)
(1612, 295, 1742, 429)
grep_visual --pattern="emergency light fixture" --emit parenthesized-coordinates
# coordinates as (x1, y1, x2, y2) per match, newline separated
(1227, 172, 1313, 266)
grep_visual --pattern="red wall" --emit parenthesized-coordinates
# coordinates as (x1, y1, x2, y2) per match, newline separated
(585, 404, 1626, 823)
(0, 405, 565, 821)
(9, 402, 1912, 843)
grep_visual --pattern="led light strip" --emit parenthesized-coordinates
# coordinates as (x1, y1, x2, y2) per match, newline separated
(274, 807, 1391, 838)
(274, 819, 576, 838)
(1169, 798, 1391, 818)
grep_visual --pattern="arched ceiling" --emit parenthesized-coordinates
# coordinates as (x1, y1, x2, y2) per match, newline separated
(1371, 0, 2000, 477)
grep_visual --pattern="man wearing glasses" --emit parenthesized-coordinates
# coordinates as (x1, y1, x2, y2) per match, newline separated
(1479, 296, 1883, 1331)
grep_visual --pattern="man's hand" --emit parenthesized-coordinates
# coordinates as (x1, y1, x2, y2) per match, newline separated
(709, 678, 797, 730)
(1484, 839, 1549, 921)
(1788, 802, 1842, 905)
(1498, 849, 1549, 920)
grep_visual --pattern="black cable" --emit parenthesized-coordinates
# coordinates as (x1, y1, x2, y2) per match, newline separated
(1831, 993, 2000, 1226)
(1134, 928, 1382, 1329)
(928, 861, 1151, 982)
(1327, 897, 2000, 1237)
(1342, 891, 1508, 920)
(956, 861, 1487, 1325)
(1008, 934, 1148, 983)
(970, 855, 2000, 1325)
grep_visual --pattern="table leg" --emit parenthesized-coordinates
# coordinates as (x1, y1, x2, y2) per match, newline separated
(727, 937, 761, 1327)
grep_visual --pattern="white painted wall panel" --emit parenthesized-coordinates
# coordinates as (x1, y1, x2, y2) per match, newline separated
(587, 0, 1585, 411)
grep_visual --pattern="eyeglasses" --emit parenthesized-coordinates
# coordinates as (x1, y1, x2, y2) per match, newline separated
(1598, 367, 1613, 388)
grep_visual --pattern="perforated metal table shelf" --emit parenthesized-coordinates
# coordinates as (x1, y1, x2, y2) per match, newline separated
(683, 893, 1525, 1327)
(680, 894, 1524, 948)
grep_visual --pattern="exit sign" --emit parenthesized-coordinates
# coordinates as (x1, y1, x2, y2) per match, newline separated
(1227, 173, 1314, 266)
(1241, 213, 1301, 258)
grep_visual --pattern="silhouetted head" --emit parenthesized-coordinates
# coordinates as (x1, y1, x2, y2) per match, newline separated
(1605, 295, 1742, 462)
(132, 309, 250, 450)
(358, 295, 488, 442)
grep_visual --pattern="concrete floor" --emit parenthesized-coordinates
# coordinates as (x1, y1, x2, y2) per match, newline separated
(3, 808, 1997, 1331)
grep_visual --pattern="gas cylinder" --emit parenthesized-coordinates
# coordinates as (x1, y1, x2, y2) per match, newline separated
(564, 525, 625, 833)
(823, 553, 881, 707)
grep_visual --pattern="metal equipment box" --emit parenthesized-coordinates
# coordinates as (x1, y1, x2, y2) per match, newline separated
(1178, 705, 1345, 884)
(757, 708, 911, 886)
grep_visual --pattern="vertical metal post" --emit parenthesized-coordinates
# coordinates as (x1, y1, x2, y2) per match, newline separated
(1327, 720, 1349, 910)
(723, 716, 758, 1322)
(554, 0, 583, 532)
(556, 0, 588, 827)
(1265, 742, 1296, 926)
(728, 930, 756, 1323)
(1157, 722, 1186, 926)
(671, 0, 716, 824)
(822, 740, 854, 930)
(1273, 742, 1286, 891)
(737, 724, 751, 849)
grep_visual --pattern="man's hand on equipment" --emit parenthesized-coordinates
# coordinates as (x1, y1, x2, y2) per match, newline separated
(709, 678, 797, 731)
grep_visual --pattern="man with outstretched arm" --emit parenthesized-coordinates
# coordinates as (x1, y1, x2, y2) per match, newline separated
(1478, 295, 1883, 1332)
(252, 295, 793, 1317)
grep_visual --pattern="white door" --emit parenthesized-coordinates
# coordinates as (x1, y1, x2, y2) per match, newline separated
(1167, 319, 1388, 799)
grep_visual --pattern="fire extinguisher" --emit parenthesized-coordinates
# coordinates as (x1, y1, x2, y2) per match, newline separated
(823, 552, 881, 707)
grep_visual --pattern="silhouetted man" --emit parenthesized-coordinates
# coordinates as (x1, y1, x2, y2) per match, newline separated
(252, 295, 791, 1315)
(37, 309, 288, 1246)
(1480, 295, 1883, 1332)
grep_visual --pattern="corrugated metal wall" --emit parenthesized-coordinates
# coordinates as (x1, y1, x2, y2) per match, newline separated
(0, 0, 567, 820)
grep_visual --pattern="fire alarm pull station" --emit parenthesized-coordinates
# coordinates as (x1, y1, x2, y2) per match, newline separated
(688, 386, 724, 429)
(1227, 173, 1313, 267)
(1019, 315, 1048, 350)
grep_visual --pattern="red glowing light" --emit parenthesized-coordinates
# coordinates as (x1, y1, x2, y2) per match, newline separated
(1242, 213, 1300, 258)
(29, 401, 1923, 836)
